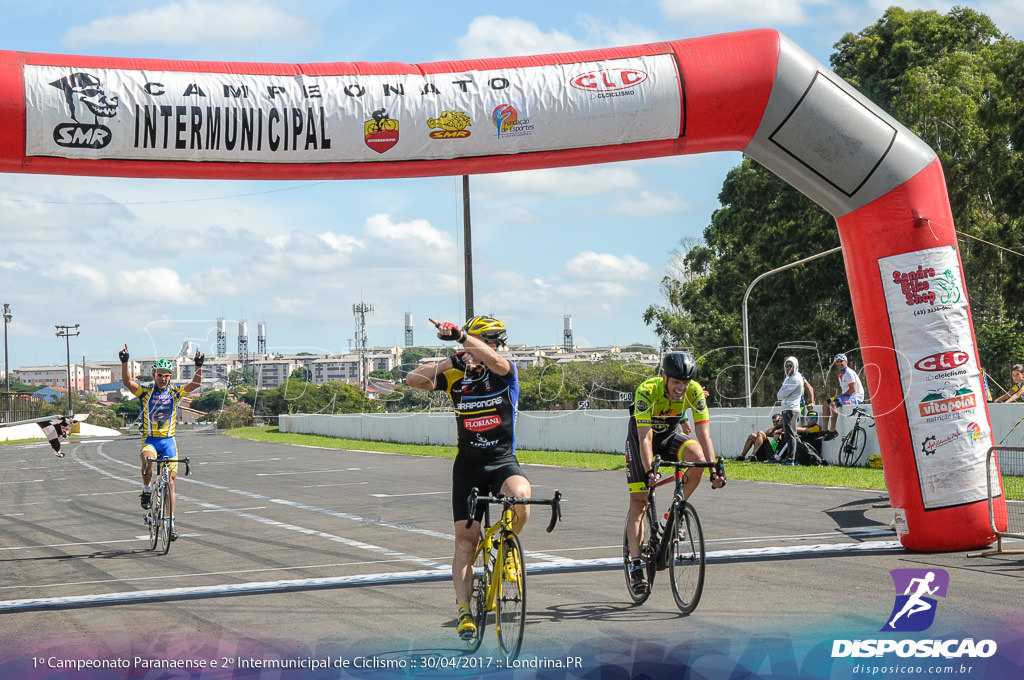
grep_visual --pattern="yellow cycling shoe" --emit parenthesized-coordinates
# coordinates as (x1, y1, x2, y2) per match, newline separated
(456, 614, 477, 640)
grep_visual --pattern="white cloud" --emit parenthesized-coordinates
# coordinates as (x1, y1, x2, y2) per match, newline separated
(657, 0, 827, 25)
(63, 0, 315, 48)
(117, 267, 200, 305)
(363, 213, 456, 253)
(565, 251, 653, 281)
(455, 16, 585, 59)
(610, 189, 690, 217)
(476, 166, 642, 199)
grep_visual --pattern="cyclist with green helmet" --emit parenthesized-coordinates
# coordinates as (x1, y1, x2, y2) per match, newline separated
(119, 344, 204, 541)
(405, 315, 530, 642)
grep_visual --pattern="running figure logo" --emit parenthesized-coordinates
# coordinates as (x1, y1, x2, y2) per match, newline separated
(882, 568, 949, 632)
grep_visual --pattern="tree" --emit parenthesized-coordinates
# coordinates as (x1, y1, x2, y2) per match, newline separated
(227, 368, 255, 388)
(290, 365, 311, 382)
(831, 6, 1024, 370)
(645, 7, 1024, 402)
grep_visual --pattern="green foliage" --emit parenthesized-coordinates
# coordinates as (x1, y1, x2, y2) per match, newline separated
(189, 389, 230, 413)
(255, 379, 383, 416)
(216, 401, 254, 429)
(645, 7, 1024, 403)
(289, 365, 311, 382)
(227, 368, 255, 388)
(518, 358, 654, 411)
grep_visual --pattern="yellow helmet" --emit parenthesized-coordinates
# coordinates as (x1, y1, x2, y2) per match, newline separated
(463, 315, 507, 345)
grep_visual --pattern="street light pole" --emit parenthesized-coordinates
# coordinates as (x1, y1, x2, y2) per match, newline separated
(55, 324, 80, 416)
(742, 246, 842, 407)
(2, 303, 10, 422)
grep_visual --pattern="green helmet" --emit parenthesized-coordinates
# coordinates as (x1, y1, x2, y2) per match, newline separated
(152, 359, 174, 374)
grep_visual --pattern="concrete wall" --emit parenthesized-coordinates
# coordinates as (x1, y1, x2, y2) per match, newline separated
(280, 404, 1024, 472)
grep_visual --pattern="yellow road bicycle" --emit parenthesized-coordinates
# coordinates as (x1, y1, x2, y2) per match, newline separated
(463, 488, 563, 659)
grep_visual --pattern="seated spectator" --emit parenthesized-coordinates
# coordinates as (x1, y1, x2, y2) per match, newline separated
(740, 414, 783, 462)
(993, 364, 1024, 403)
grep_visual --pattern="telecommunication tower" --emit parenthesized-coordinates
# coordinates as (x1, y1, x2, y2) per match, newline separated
(563, 315, 574, 351)
(257, 321, 267, 354)
(404, 313, 414, 347)
(238, 320, 249, 368)
(217, 318, 227, 356)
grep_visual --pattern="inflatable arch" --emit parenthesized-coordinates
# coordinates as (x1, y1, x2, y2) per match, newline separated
(0, 29, 1006, 551)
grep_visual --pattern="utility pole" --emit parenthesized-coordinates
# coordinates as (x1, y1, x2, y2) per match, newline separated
(462, 175, 474, 320)
(3, 304, 10, 423)
(55, 324, 80, 416)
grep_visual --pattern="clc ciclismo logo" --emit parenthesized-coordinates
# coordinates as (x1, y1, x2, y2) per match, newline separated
(831, 569, 997, 660)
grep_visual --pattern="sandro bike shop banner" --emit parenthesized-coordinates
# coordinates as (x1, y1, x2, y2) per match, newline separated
(23, 56, 681, 164)
(880, 246, 997, 512)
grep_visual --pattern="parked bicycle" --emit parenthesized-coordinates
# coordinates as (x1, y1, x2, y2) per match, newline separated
(623, 456, 725, 614)
(144, 456, 190, 555)
(838, 407, 875, 467)
(463, 488, 563, 659)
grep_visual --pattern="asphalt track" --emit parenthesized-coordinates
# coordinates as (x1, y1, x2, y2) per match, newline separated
(1, 431, 1022, 679)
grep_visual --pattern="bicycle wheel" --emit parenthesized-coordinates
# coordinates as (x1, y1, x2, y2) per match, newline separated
(147, 484, 160, 550)
(669, 502, 706, 615)
(622, 510, 656, 604)
(495, 532, 526, 659)
(846, 425, 867, 467)
(464, 540, 488, 652)
(159, 482, 172, 555)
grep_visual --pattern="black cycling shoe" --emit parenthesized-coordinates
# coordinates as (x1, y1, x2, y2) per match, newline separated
(629, 563, 649, 593)
(139, 491, 151, 509)
(169, 525, 179, 541)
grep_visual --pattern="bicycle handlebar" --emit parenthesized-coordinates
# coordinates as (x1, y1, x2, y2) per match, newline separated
(465, 487, 564, 533)
(145, 456, 191, 476)
(652, 455, 727, 488)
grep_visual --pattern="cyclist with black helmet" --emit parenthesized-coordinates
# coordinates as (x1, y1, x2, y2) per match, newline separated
(624, 351, 723, 592)
(119, 344, 204, 541)
(405, 315, 530, 642)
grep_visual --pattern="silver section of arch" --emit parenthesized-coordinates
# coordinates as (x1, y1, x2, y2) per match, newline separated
(744, 33, 937, 218)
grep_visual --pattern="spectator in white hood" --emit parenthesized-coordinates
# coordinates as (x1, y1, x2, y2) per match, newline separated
(777, 356, 804, 464)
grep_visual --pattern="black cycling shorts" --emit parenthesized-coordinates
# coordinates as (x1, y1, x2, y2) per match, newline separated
(625, 427, 694, 493)
(451, 453, 527, 524)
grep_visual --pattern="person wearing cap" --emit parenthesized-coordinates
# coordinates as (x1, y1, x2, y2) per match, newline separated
(623, 351, 724, 594)
(822, 353, 864, 440)
(404, 315, 528, 643)
(993, 364, 1024, 403)
(119, 344, 204, 541)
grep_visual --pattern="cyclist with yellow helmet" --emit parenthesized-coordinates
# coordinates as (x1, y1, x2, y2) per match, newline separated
(119, 344, 204, 541)
(405, 315, 530, 641)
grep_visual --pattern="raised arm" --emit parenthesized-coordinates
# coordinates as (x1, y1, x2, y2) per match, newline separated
(119, 344, 140, 393)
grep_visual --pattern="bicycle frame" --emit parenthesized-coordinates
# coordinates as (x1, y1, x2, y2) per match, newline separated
(463, 488, 562, 658)
(649, 458, 723, 568)
(144, 456, 190, 554)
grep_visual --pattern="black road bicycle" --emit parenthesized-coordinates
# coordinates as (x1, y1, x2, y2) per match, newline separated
(144, 456, 190, 554)
(838, 407, 875, 467)
(623, 456, 725, 614)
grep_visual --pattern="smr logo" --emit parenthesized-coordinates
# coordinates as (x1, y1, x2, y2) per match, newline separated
(881, 568, 949, 632)
(49, 72, 119, 149)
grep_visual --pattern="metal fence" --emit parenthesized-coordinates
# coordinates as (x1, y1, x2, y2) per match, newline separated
(1, 392, 45, 424)
(979, 446, 1024, 555)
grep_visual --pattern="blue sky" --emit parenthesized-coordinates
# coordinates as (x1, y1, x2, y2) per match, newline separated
(0, 0, 1021, 368)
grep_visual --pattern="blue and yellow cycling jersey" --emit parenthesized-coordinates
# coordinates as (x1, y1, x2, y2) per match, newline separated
(630, 376, 709, 434)
(131, 383, 188, 438)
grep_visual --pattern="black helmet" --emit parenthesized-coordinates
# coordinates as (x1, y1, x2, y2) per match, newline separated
(661, 351, 697, 381)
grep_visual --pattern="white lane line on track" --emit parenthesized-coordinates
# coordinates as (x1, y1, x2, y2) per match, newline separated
(70, 444, 447, 570)
(256, 468, 363, 476)
(0, 539, 906, 613)
(370, 491, 447, 498)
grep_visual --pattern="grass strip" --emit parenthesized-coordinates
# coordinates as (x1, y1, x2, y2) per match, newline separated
(225, 426, 891, 490)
